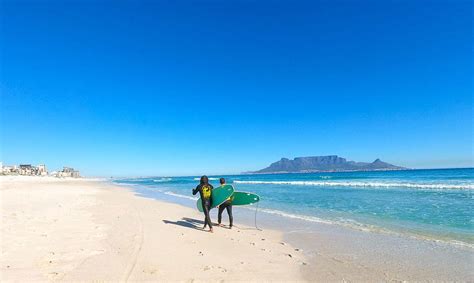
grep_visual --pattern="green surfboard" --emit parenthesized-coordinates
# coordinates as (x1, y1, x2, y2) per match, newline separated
(196, 184, 234, 212)
(231, 191, 260, 206)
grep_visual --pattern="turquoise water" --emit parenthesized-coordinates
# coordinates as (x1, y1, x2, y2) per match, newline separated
(115, 168, 474, 248)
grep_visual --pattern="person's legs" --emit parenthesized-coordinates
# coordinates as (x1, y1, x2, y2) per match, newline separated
(203, 201, 213, 231)
(201, 200, 209, 229)
(217, 204, 225, 225)
(202, 210, 208, 229)
(226, 205, 233, 228)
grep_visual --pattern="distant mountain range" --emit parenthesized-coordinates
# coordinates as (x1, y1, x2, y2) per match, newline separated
(252, 155, 406, 173)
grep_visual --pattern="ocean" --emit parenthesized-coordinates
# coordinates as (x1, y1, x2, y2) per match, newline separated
(114, 168, 473, 248)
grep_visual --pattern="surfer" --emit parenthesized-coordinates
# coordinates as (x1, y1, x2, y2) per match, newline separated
(217, 178, 233, 229)
(192, 175, 214, 233)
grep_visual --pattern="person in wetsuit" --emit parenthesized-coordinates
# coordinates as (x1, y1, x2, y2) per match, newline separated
(192, 175, 214, 232)
(217, 178, 233, 229)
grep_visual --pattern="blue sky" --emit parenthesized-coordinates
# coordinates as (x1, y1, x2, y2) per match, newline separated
(1, 0, 472, 176)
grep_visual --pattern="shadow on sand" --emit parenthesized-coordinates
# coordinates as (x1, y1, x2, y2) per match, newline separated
(162, 217, 205, 230)
(182, 217, 204, 225)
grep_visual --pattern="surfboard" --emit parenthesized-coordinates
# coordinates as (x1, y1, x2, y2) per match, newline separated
(196, 184, 234, 212)
(231, 191, 260, 206)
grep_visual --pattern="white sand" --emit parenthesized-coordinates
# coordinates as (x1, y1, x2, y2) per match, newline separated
(0, 176, 305, 281)
(4, 176, 471, 282)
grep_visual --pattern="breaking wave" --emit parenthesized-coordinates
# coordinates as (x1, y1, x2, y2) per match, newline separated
(233, 180, 474, 190)
(163, 191, 198, 201)
(153, 178, 173, 183)
(193, 177, 219, 181)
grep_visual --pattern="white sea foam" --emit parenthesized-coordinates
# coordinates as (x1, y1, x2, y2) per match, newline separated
(258, 208, 474, 249)
(163, 191, 198, 201)
(193, 177, 219, 181)
(258, 208, 384, 233)
(153, 178, 172, 183)
(258, 208, 337, 226)
(233, 180, 474, 190)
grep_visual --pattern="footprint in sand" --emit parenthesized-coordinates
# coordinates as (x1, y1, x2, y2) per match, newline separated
(203, 266, 227, 272)
(143, 267, 158, 274)
(47, 271, 62, 279)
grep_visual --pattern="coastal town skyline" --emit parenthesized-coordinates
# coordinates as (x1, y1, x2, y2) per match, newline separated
(0, 162, 81, 178)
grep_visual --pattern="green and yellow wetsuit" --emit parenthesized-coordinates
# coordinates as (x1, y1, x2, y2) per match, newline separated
(193, 184, 214, 228)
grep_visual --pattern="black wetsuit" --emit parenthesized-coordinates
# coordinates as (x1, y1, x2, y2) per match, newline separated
(218, 199, 233, 227)
(192, 184, 214, 228)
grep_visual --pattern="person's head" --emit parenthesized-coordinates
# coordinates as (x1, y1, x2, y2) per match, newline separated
(200, 175, 209, 185)
(219, 178, 226, 185)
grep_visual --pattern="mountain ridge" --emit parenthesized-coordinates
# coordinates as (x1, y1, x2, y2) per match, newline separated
(251, 155, 406, 173)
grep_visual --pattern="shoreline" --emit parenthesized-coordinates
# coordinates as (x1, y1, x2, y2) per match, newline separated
(123, 178, 474, 281)
(124, 179, 474, 250)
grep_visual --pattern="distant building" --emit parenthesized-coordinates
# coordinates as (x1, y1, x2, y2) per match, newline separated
(2, 165, 17, 175)
(58, 167, 80, 178)
(1, 163, 79, 177)
(19, 164, 34, 175)
(38, 164, 48, 176)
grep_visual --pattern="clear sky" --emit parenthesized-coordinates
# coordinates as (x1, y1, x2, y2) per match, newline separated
(1, 0, 472, 177)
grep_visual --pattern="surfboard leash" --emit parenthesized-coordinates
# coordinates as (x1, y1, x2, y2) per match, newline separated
(232, 202, 262, 231)
(254, 201, 262, 231)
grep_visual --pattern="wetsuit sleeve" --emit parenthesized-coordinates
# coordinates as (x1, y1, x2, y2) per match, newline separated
(192, 185, 200, 195)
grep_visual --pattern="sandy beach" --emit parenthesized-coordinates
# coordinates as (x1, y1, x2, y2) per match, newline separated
(1, 176, 306, 281)
(2, 176, 473, 282)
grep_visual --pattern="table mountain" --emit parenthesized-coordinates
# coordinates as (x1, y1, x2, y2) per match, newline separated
(253, 155, 406, 173)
